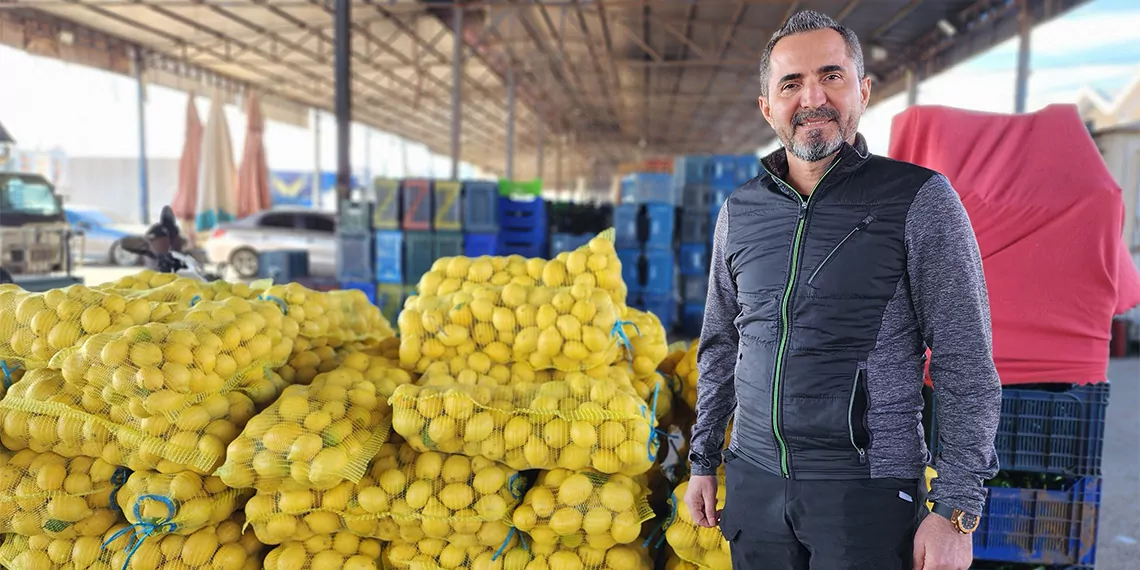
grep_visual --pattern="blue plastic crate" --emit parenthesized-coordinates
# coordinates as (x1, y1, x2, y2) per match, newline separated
(680, 211, 711, 245)
(464, 232, 499, 257)
(679, 243, 708, 276)
(434, 231, 464, 260)
(681, 303, 705, 336)
(710, 187, 733, 213)
(499, 226, 547, 259)
(709, 155, 739, 190)
(336, 232, 374, 283)
(973, 477, 1100, 566)
(499, 195, 546, 232)
(340, 281, 377, 305)
(403, 231, 434, 286)
(736, 154, 760, 184)
(373, 230, 404, 284)
(613, 204, 640, 249)
(338, 200, 373, 234)
(372, 179, 401, 230)
(682, 274, 708, 304)
(375, 283, 405, 325)
(644, 203, 675, 251)
(433, 181, 463, 231)
(257, 250, 310, 282)
(639, 294, 676, 332)
(643, 250, 675, 296)
(673, 155, 710, 187)
(550, 233, 592, 257)
(622, 172, 676, 205)
(463, 181, 499, 233)
(931, 383, 1109, 477)
(617, 249, 642, 295)
(680, 184, 711, 214)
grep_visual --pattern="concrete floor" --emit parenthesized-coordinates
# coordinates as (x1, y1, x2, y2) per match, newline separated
(1096, 356, 1139, 570)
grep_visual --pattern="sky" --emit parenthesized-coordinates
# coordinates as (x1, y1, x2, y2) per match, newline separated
(2, 0, 1139, 175)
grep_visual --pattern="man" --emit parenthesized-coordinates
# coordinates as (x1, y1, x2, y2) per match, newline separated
(684, 10, 1001, 570)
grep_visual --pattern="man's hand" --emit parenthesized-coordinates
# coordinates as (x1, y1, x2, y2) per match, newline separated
(913, 512, 973, 570)
(684, 475, 720, 528)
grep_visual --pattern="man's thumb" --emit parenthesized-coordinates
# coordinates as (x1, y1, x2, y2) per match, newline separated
(912, 534, 926, 570)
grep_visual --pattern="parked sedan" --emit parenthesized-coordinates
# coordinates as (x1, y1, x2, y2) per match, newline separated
(64, 206, 146, 267)
(203, 207, 337, 279)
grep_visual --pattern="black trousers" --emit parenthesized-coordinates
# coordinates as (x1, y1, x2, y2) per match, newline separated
(719, 452, 924, 570)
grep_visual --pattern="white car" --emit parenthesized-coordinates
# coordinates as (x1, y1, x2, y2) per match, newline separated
(203, 207, 338, 279)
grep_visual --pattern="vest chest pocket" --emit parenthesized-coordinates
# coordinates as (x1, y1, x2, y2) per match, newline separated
(807, 214, 875, 288)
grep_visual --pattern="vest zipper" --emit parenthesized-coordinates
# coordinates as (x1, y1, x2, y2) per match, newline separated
(764, 159, 842, 478)
(807, 214, 875, 286)
(848, 369, 868, 464)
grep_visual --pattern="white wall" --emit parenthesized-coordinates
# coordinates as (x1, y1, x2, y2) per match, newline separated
(63, 157, 179, 224)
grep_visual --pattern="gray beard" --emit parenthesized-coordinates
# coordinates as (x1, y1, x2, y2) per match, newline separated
(787, 126, 845, 162)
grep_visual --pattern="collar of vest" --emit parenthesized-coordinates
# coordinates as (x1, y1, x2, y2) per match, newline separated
(760, 132, 872, 182)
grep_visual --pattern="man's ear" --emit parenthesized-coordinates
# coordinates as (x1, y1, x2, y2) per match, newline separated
(860, 76, 872, 110)
(758, 95, 774, 128)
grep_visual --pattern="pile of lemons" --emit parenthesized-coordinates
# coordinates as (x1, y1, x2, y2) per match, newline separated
(665, 477, 732, 570)
(666, 341, 700, 412)
(0, 449, 122, 539)
(383, 536, 519, 570)
(117, 471, 252, 534)
(264, 531, 383, 570)
(511, 469, 652, 550)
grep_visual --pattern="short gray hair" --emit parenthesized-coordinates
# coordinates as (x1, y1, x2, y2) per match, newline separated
(759, 10, 865, 96)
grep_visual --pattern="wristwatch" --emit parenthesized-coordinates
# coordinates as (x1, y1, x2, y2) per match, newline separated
(930, 502, 981, 534)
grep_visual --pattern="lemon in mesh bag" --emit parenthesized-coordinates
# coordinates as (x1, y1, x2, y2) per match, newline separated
(398, 279, 630, 374)
(496, 542, 654, 570)
(614, 308, 670, 376)
(664, 553, 701, 570)
(280, 337, 405, 387)
(244, 443, 522, 548)
(117, 471, 253, 536)
(511, 469, 654, 551)
(383, 531, 526, 570)
(0, 449, 128, 539)
(264, 531, 384, 570)
(662, 477, 731, 570)
(253, 282, 394, 344)
(0, 368, 266, 474)
(669, 342, 699, 412)
(217, 365, 394, 492)
(389, 373, 661, 475)
(0, 511, 264, 570)
(630, 370, 672, 422)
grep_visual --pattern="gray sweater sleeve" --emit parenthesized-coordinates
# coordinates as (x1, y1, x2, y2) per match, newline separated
(906, 174, 1002, 517)
(689, 201, 740, 476)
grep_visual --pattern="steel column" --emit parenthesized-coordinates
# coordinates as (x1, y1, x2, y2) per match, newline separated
(313, 108, 321, 208)
(450, 6, 464, 180)
(506, 67, 516, 180)
(905, 67, 918, 107)
(135, 48, 150, 225)
(335, 0, 352, 200)
(536, 123, 544, 180)
(1015, 0, 1032, 114)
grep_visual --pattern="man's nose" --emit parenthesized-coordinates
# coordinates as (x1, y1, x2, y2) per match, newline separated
(799, 82, 827, 109)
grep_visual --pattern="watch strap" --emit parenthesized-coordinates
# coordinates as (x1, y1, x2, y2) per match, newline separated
(929, 501, 956, 521)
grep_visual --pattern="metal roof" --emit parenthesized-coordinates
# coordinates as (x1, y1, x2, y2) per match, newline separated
(1, 0, 1092, 187)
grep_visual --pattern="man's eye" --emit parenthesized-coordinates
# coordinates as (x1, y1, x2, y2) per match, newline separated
(781, 83, 798, 91)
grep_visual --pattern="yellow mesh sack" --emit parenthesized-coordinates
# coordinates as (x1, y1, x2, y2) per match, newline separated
(511, 468, 654, 551)
(631, 370, 672, 422)
(0, 368, 268, 474)
(0, 449, 127, 539)
(216, 365, 394, 492)
(382, 532, 524, 570)
(279, 337, 406, 388)
(664, 552, 701, 570)
(50, 298, 296, 421)
(388, 375, 660, 475)
(398, 280, 627, 374)
(663, 477, 731, 570)
(615, 308, 670, 375)
(0, 512, 264, 570)
(264, 531, 384, 570)
(671, 341, 699, 412)
(116, 471, 253, 536)
(95, 271, 247, 303)
(244, 443, 522, 548)
(497, 542, 655, 570)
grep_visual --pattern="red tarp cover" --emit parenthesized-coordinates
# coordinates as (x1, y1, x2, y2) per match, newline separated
(889, 104, 1140, 385)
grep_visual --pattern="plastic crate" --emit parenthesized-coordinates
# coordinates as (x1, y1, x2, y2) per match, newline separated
(339, 281, 377, 305)
(643, 250, 675, 296)
(375, 283, 405, 325)
(679, 243, 708, 276)
(499, 179, 542, 198)
(622, 172, 676, 205)
(736, 155, 761, 184)
(931, 383, 1109, 477)
(680, 211, 711, 245)
(613, 204, 640, 249)
(673, 155, 710, 187)
(372, 179, 401, 230)
(463, 181, 499, 233)
(617, 249, 642, 296)
(336, 232, 373, 283)
(403, 231, 434, 286)
(973, 477, 1100, 566)
(373, 230, 404, 284)
(401, 179, 433, 230)
(498, 235, 546, 259)
(464, 232, 499, 257)
(432, 181, 462, 231)
(639, 294, 677, 332)
(257, 250, 310, 282)
(681, 303, 705, 336)
(709, 155, 738, 190)
(680, 184, 711, 214)
(434, 231, 464, 260)
(644, 203, 675, 251)
(710, 187, 733, 213)
(499, 196, 546, 232)
(682, 274, 708, 304)
(549, 233, 591, 257)
(337, 200, 373, 234)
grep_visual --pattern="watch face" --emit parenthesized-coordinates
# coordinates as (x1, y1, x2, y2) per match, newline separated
(955, 511, 980, 532)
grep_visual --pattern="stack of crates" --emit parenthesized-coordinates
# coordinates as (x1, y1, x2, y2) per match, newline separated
(675, 155, 713, 336)
(498, 180, 547, 258)
(463, 181, 500, 257)
(548, 203, 614, 257)
(617, 172, 677, 332)
(929, 382, 1109, 569)
(369, 178, 405, 324)
(335, 198, 376, 303)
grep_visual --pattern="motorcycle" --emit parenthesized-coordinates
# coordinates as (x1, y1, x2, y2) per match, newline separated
(119, 206, 221, 282)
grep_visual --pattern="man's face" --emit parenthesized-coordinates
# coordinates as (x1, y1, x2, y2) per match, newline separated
(759, 28, 871, 163)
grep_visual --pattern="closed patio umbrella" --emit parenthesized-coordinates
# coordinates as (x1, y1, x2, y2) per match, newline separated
(236, 91, 271, 218)
(195, 90, 237, 233)
(172, 92, 202, 233)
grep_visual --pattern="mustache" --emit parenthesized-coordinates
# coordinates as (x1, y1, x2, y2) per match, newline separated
(793, 108, 840, 126)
